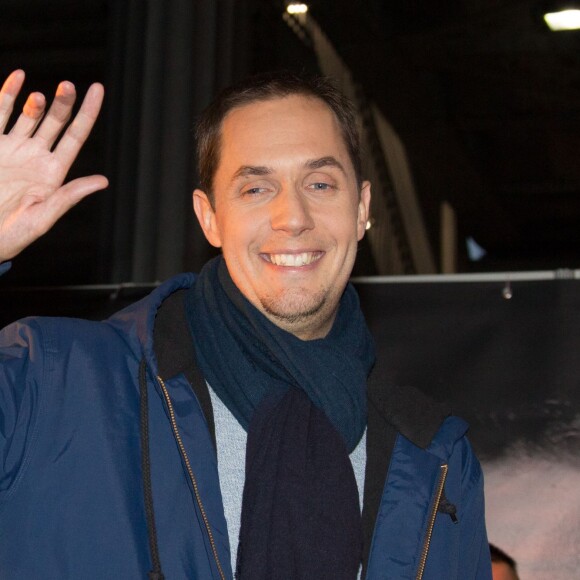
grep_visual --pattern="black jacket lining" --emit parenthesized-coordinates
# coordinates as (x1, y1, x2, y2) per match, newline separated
(153, 289, 216, 449)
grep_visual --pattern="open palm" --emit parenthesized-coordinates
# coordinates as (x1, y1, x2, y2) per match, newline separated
(0, 70, 108, 262)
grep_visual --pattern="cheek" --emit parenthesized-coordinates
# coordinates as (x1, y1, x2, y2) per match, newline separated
(216, 214, 244, 248)
(219, 224, 258, 276)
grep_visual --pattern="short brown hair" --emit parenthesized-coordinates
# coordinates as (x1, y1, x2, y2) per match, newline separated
(489, 543, 518, 575)
(195, 70, 363, 202)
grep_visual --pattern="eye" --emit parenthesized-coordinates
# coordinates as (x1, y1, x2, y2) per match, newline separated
(240, 181, 273, 197)
(310, 182, 331, 190)
(307, 181, 337, 193)
(305, 172, 338, 193)
(244, 186, 266, 195)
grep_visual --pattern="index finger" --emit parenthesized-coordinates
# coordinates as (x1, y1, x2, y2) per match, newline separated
(0, 69, 26, 132)
(53, 82, 105, 168)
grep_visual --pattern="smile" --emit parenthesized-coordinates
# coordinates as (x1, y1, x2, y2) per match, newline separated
(262, 252, 323, 267)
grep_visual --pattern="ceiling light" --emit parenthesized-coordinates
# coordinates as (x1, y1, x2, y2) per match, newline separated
(286, 3, 309, 15)
(544, 8, 580, 30)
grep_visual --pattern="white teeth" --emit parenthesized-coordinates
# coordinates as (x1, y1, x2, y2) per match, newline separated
(267, 252, 320, 266)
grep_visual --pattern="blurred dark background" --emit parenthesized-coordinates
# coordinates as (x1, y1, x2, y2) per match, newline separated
(1, 0, 579, 289)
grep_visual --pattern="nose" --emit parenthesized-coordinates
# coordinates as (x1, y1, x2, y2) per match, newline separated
(270, 186, 314, 235)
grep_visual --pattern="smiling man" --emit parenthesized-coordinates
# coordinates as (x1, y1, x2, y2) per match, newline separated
(0, 70, 491, 579)
(193, 92, 370, 339)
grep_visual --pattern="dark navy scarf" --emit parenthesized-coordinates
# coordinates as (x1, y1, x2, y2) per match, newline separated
(185, 256, 375, 579)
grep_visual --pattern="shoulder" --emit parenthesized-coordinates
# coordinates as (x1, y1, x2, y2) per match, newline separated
(1, 272, 198, 358)
(1, 315, 121, 353)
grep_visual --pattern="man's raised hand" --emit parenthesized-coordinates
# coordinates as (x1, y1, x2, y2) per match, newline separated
(0, 70, 108, 262)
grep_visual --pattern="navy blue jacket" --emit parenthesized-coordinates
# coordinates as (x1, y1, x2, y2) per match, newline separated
(0, 272, 491, 579)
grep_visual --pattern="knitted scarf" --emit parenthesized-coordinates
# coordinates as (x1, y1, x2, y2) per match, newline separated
(185, 256, 375, 579)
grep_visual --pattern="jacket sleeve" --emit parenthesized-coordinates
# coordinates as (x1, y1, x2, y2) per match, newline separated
(0, 319, 43, 496)
(422, 430, 492, 580)
(456, 438, 492, 580)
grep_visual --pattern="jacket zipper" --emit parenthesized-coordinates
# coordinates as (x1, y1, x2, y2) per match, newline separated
(415, 463, 448, 580)
(157, 375, 227, 580)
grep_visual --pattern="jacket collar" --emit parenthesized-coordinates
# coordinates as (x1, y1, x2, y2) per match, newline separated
(367, 358, 451, 450)
(104, 272, 197, 374)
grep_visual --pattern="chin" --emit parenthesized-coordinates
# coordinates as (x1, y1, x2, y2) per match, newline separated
(260, 289, 328, 325)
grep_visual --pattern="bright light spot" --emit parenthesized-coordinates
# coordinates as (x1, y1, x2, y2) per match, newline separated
(544, 9, 580, 31)
(365, 219, 373, 231)
(466, 236, 487, 261)
(286, 3, 308, 15)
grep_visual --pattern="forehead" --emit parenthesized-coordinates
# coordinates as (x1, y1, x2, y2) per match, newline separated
(217, 95, 352, 172)
(223, 94, 335, 131)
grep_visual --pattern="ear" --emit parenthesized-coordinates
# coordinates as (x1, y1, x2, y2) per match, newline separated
(193, 189, 222, 248)
(356, 181, 371, 241)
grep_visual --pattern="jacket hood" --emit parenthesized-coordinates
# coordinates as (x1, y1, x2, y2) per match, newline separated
(104, 272, 197, 375)
(368, 356, 466, 451)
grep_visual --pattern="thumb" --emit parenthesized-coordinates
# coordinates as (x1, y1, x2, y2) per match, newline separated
(32, 174, 109, 238)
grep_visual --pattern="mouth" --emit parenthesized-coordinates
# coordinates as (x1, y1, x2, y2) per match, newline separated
(261, 251, 323, 267)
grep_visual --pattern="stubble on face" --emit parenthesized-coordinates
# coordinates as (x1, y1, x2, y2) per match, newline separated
(259, 286, 328, 326)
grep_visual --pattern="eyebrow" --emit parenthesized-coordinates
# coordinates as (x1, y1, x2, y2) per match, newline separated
(305, 156, 346, 174)
(232, 165, 273, 180)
